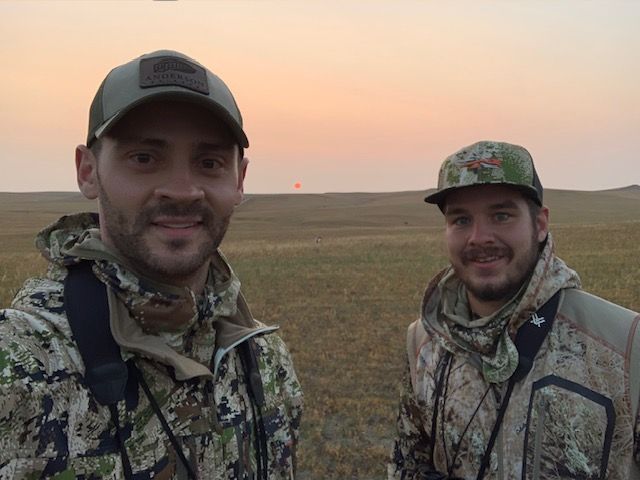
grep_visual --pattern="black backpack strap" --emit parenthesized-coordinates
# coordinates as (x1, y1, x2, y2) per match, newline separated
(64, 260, 133, 479)
(65, 261, 129, 405)
(512, 290, 562, 382)
(476, 289, 562, 480)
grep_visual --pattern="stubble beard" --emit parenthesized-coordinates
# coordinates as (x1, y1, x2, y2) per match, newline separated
(98, 185, 230, 282)
(457, 233, 540, 304)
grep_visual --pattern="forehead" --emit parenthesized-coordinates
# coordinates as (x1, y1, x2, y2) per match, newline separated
(443, 184, 527, 212)
(105, 99, 236, 146)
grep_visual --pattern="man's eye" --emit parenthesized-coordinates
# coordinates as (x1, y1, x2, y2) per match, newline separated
(132, 153, 152, 164)
(201, 158, 222, 169)
(453, 217, 470, 226)
(495, 212, 511, 222)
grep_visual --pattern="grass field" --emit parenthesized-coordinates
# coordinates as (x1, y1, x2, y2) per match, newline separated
(1, 188, 639, 479)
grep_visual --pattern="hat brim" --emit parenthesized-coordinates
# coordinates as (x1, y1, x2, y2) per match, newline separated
(424, 182, 542, 209)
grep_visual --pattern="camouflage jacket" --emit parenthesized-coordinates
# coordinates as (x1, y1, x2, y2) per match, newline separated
(389, 237, 640, 479)
(0, 214, 303, 479)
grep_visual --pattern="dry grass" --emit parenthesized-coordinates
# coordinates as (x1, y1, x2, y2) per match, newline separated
(552, 223, 640, 312)
(223, 231, 444, 478)
(1, 189, 639, 479)
(0, 253, 47, 307)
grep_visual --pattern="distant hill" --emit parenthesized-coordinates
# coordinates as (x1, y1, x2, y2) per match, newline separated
(234, 186, 640, 233)
(0, 187, 638, 242)
(598, 184, 640, 198)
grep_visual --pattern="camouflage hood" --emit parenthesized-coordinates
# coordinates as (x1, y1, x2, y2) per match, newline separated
(422, 233, 581, 383)
(31, 212, 273, 380)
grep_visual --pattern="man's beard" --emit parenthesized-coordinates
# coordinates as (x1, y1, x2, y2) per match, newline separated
(98, 187, 230, 281)
(458, 234, 540, 304)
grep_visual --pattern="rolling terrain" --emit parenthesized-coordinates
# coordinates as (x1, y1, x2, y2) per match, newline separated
(1, 185, 639, 249)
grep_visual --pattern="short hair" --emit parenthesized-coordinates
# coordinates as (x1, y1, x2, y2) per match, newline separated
(523, 195, 549, 251)
(525, 196, 542, 223)
(89, 138, 103, 159)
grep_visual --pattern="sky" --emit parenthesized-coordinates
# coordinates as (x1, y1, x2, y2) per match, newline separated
(1, 1, 638, 194)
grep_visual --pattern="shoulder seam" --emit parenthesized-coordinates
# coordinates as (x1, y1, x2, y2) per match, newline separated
(624, 314, 640, 417)
(555, 312, 624, 357)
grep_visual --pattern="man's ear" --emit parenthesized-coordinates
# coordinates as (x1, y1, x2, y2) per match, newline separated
(75, 145, 99, 200)
(536, 205, 550, 242)
(235, 156, 249, 204)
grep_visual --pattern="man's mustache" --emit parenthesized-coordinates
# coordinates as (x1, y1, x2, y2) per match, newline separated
(137, 202, 215, 224)
(462, 246, 511, 262)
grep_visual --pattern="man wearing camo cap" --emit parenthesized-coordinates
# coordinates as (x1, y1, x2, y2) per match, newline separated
(388, 141, 640, 478)
(0, 50, 302, 479)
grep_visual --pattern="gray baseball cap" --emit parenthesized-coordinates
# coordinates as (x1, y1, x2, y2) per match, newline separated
(87, 50, 248, 148)
(425, 140, 543, 208)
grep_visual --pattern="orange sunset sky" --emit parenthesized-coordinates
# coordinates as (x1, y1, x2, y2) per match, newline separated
(1, 1, 638, 194)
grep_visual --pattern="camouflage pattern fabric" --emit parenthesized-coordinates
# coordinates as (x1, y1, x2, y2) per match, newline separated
(389, 236, 640, 479)
(0, 213, 303, 479)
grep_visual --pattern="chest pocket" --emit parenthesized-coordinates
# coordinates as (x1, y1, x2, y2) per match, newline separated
(523, 375, 615, 479)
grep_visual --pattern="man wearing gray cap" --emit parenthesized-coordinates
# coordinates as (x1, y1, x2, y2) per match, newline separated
(0, 50, 302, 479)
(388, 141, 640, 479)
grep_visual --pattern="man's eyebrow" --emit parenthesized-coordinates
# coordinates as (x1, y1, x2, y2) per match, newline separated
(114, 137, 168, 149)
(444, 206, 468, 217)
(193, 141, 235, 153)
(488, 200, 519, 210)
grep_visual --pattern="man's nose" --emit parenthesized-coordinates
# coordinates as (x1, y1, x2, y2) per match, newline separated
(468, 219, 494, 245)
(154, 165, 205, 202)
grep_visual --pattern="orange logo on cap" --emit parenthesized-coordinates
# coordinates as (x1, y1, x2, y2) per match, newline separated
(461, 157, 502, 172)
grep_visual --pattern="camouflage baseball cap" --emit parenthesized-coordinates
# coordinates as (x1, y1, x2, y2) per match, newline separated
(87, 50, 248, 148)
(425, 140, 543, 208)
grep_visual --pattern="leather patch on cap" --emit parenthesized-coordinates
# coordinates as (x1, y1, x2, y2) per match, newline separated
(139, 56, 209, 95)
